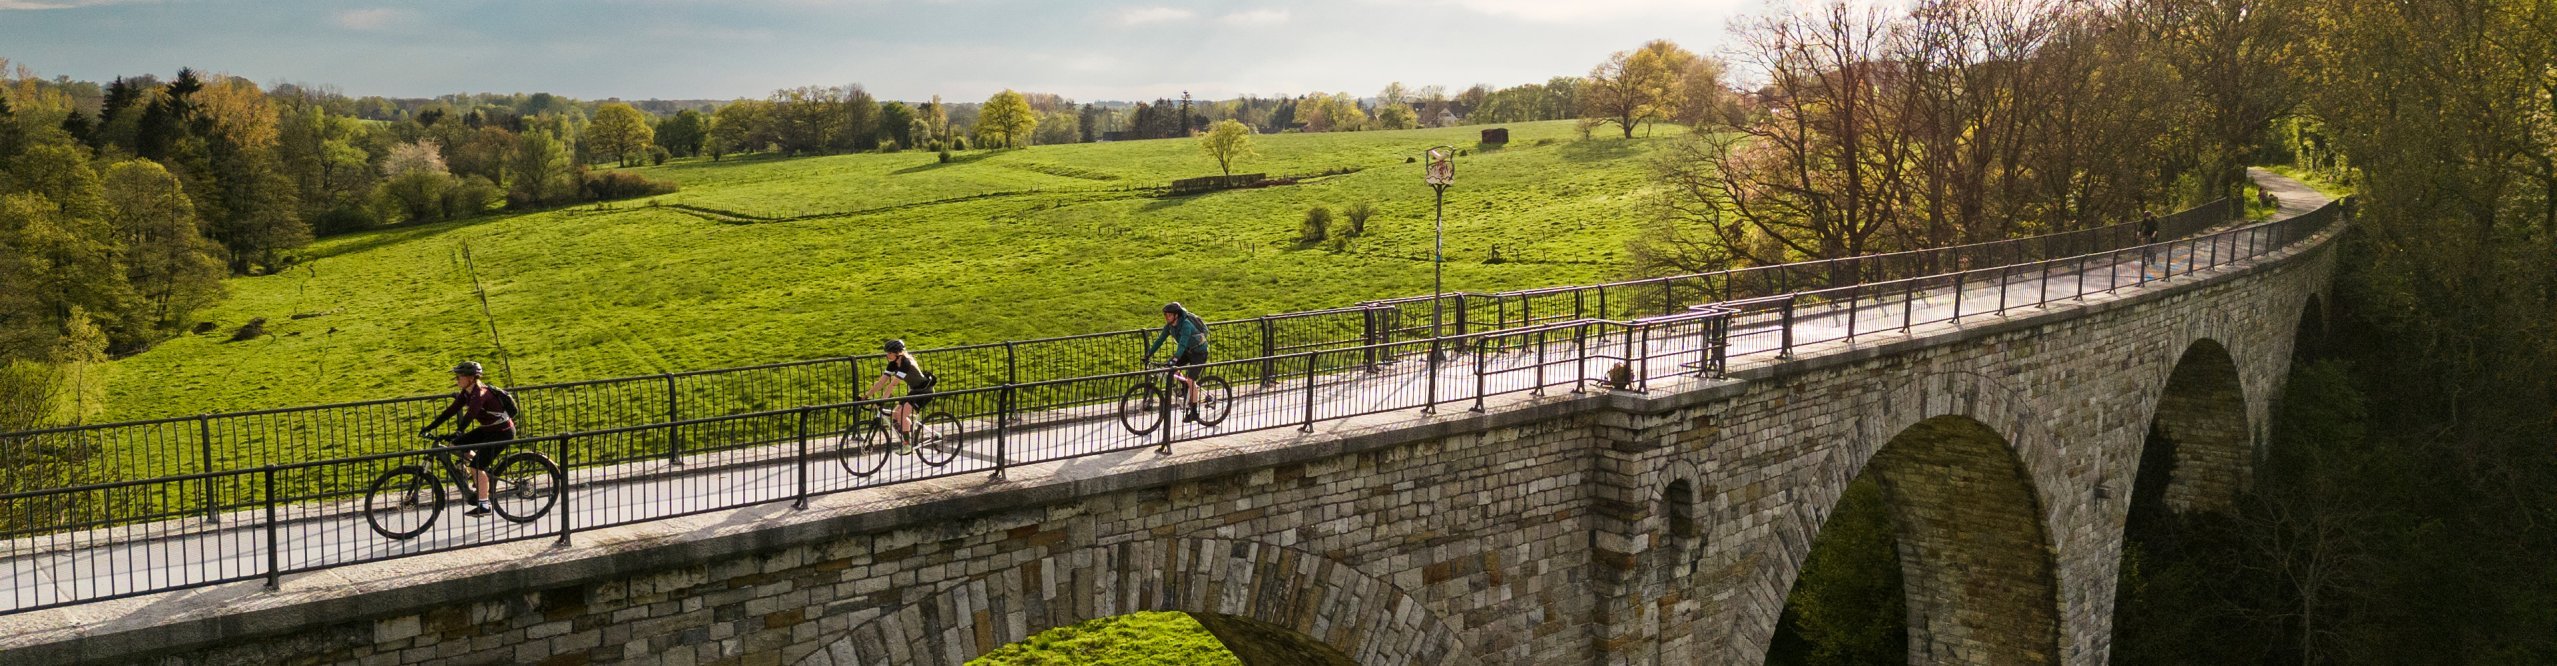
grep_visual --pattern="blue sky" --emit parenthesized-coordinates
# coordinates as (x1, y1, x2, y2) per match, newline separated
(0, 0, 1747, 102)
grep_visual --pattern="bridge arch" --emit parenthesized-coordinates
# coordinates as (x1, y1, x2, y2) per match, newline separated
(2293, 293, 2328, 363)
(2137, 338, 2254, 514)
(1741, 371, 2067, 664)
(794, 537, 1463, 666)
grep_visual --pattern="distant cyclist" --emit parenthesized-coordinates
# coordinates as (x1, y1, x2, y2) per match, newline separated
(863, 339, 936, 454)
(1143, 302, 1212, 423)
(2137, 211, 2161, 268)
(418, 361, 518, 517)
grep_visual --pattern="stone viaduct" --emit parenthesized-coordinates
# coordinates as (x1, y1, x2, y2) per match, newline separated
(3, 203, 2338, 665)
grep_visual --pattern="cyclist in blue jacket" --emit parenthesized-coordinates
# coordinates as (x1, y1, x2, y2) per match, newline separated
(1143, 302, 1211, 423)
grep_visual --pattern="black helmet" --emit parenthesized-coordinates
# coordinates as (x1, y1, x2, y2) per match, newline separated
(1162, 302, 1185, 315)
(882, 339, 906, 354)
(451, 361, 484, 376)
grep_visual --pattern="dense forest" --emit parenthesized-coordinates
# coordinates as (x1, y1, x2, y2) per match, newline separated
(1701, 0, 2554, 663)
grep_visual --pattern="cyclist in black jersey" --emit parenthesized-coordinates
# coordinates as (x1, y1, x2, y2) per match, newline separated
(862, 340, 936, 454)
(419, 361, 518, 517)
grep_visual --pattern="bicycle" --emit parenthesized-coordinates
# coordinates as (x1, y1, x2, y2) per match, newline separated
(1118, 361, 1232, 435)
(363, 433, 564, 540)
(836, 403, 964, 478)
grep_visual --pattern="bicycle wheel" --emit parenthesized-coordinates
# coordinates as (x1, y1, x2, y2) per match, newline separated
(489, 453, 563, 524)
(364, 466, 442, 540)
(913, 412, 964, 467)
(1118, 381, 1165, 436)
(1193, 376, 1234, 427)
(836, 420, 892, 478)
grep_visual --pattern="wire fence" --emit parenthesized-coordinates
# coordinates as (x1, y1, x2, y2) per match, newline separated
(0, 198, 2342, 615)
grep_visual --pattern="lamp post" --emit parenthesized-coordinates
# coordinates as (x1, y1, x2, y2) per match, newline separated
(1423, 146, 1454, 358)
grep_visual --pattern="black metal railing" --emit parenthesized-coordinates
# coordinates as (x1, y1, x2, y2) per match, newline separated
(0, 200, 2239, 516)
(0, 199, 2340, 615)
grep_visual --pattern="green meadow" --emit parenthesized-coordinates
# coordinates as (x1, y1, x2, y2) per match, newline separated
(98, 120, 1684, 420)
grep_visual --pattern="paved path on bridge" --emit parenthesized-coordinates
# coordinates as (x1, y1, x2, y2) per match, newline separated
(0, 172, 2333, 613)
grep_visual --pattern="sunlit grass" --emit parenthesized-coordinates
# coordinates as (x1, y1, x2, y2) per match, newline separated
(99, 120, 1686, 419)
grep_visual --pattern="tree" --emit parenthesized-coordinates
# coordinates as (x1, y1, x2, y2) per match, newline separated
(374, 141, 458, 224)
(1377, 103, 1419, 130)
(655, 109, 708, 157)
(1580, 40, 1696, 138)
(1197, 120, 1256, 176)
(586, 102, 654, 166)
(877, 101, 916, 149)
(99, 160, 222, 334)
(974, 90, 1038, 149)
(508, 129, 576, 206)
(1034, 110, 1081, 146)
(1379, 82, 1410, 107)
(707, 99, 770, 158)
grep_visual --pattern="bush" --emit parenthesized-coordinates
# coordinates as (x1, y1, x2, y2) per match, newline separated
(951, 136, 970, 151)
(879, 140, 900, 153)
(647, 145, 671, 166)
(582, 171, 680, 202)
(372, 170, 455, 224)
(938, 149, 954, 163)
(1327, 215, 1358, 252)
(229, 318, 268, 342)
(1344, 201, 1379, 236)
(1299, 205, 1332, 244)
(443, 176, 503, 219)
(310, 201, 379, 236)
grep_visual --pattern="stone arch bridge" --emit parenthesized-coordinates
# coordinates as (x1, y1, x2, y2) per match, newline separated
(2, 174, 2339, 665)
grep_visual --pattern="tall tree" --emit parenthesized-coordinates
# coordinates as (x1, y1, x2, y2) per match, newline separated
(974, 90, 1038, 149)
(1196, 120, 1256, 176)
(99, 160, 222, 335)
(586, 102, 654, 166)
(655, 109, 708, 157)
(1580, 40, 1696, 138)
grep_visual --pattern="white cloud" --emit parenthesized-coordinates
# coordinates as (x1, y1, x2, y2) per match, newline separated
(333, 8, 412, 31)
(1112, 6, 1194, 26)
(1218, 9, 1289, 25)
(0, 0, 148, 9)
(1412, 0, 1735, 23)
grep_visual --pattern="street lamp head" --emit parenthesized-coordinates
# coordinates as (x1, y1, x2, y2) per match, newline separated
(1423, 145, 1454, 187)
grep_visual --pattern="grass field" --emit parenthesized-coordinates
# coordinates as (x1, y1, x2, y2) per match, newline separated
(96, 120, 1685, 421)
(969, 611, 1241, 666)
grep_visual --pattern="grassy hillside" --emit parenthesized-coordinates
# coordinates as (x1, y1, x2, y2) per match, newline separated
(99, 120, 1683, 420)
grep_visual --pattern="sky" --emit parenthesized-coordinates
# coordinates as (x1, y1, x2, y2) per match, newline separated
(0, 0, 1752, 102)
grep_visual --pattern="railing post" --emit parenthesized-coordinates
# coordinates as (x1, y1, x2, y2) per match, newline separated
(662, 374, 683, 465)
(1997, 260, 2012, 313)
(994, 385, 1012, 480)
(556, 435, 572, 545)
(1453, 297, 1469, 345)
(2037, 259, 2052, 307)
(1423, 337, 1440, 415)
(1259, 317, 1277, 386)
(1301, 353, 1318, 433)
(1533, 327, 1549, 394)
(1711, 315, 1731, 378)
(1901, 279, 1915, 332)
(793, 409, 810, 509)
(2074, 255, 2089, 300)
(1845, 283, 1860, 340)
(1361, 308, 1380, 371)
(1952, 268, 1967, 321)
(1779, 296, 1797, 358)
(2209, 232, 2221, 268)
(262, 466, 279, 588)
(1574, 323, 1590, 393)
(198, 415, 218, 522)
(1003, 341, 1018, 386)
(1471, 338, 1488, 413)
(1156, 366, 1174, 454)
(2110, 248, 2122, 292)
(1636, 326, 1653, 392)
